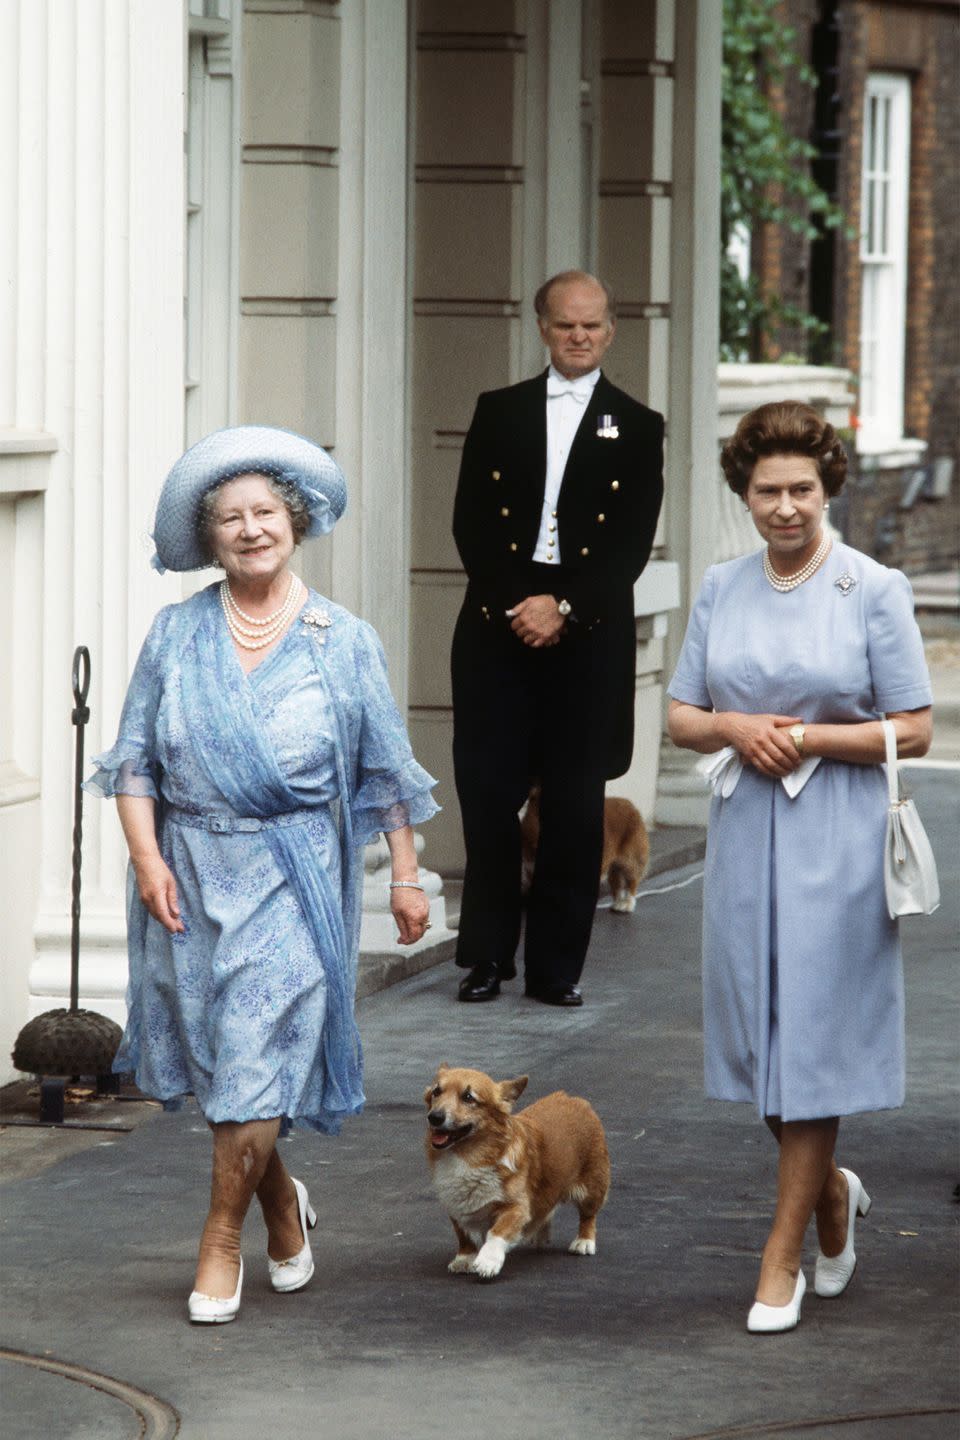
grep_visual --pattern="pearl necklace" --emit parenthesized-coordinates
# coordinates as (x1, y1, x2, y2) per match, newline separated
(762, 535, 832, 593)
(220, 574, 301, 650)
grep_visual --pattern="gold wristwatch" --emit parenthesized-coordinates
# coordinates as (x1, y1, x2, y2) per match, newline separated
(788, 723, 806, 755)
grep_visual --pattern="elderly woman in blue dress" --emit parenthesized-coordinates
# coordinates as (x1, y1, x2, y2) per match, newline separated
(668, 401, 932, 1334)
(87, 427, 438, 1324)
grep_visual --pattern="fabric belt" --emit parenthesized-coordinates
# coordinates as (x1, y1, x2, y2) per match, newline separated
(166, 805, 314, 834)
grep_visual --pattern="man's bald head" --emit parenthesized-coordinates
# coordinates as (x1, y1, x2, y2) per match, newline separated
(534, 271, 616, 324)
(535, 271, 617, 380)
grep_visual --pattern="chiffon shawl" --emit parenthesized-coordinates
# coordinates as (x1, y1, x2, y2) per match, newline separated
(86, 584, 438, 1132)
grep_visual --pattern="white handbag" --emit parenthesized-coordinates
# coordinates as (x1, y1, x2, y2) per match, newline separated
(882, 719, 940, 919)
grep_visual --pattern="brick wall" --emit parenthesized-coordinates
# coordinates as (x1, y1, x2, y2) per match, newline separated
(756, 0, 821, 359)
(753, 0, 959, 571)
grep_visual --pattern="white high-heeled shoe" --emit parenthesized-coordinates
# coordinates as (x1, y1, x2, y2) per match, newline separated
(268, 1176, 317, 1294)
(815, 1166, 871, 1298)
(747, 1269, 806, 1333)
(188, 1256, 243, 1325)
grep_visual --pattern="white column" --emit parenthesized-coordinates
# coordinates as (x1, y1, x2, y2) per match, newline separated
(544, 0, 584, 278)
(335, 1, 451, 955)
(0, 2, 52, 1077)
(333, 0, 410, 700)
(665, 0, 722, 637)
(656, 0, 722, 826)
(29, 1, 185, 1021)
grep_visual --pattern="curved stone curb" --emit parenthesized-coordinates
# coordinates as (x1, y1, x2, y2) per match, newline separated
(0, 1348, 180, 1439)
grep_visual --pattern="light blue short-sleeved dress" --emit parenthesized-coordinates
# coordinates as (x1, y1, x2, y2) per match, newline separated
(668, 543, 932, 1121)
(87, 585, 438, 1135)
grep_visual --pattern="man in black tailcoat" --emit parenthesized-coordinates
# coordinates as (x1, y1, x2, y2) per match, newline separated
(451, 270, 665, 1006)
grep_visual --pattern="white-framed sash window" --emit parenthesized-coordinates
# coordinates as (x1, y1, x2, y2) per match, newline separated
(858, 72, 911, 451)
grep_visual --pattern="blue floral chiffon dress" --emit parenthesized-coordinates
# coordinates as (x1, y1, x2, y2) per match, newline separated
(668, 543, 931, 1121)
(87, 584, 438, 1134)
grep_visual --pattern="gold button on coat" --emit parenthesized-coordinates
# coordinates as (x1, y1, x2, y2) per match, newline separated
(501, 507, 510, 517)
(581, 546, 589, 556)
(597, 513, 605, 523)
(492, 470, 501, 480)
(510, 542, 518, 551)
(611, 480, 619, 490)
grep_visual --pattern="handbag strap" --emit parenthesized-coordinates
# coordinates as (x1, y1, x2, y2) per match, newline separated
(881, 718, 901, 805)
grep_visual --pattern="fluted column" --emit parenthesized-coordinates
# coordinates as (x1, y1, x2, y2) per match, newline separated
(655, 0, 723, 826)
(28, 0, 185, 1024)
(333, 0, 451, 949)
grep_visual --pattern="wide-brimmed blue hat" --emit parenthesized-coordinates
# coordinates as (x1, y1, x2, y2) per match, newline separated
(151, 425, 347, 573)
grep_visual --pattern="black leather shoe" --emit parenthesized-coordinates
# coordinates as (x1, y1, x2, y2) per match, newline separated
(524, 983, 583, 1008)
(457, 967, 502, 1003)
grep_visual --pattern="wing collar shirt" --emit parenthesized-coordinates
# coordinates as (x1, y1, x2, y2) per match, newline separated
(533, 365, 601, 564)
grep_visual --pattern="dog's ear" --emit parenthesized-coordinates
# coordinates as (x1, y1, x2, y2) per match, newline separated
(498, 1075, 528, 1108)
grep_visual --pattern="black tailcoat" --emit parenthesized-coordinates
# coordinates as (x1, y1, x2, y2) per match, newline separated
(449, 370, 664, 988)
(452, 370, 664, 778)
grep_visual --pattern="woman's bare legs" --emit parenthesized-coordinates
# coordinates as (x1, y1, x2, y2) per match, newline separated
(194, 1118, 283, 1297)
(755, 1116, 840, 1306)
(765, 1116, 849, 1264)
(196, 1120, 310, 1296)
(255, 1145, 309, 1262)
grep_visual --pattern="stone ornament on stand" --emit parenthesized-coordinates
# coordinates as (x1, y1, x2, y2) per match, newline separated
(12, 648, 123, 1123)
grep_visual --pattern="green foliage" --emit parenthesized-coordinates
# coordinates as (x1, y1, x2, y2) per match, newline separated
(721, 0, 848, 360)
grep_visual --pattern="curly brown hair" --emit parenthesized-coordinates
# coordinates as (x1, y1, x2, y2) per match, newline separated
(720, 401, 848, 498)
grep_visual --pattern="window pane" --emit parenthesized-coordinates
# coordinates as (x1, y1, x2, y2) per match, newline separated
(868, 95, 878, 171)
(880, 95, 891, 176)
(859, 73, 910, 446)
(879, 174, 888, 256)
(860, 264, 879, 421)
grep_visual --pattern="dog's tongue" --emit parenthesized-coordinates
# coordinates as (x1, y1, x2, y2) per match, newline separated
(431, 1132, 451, 1149)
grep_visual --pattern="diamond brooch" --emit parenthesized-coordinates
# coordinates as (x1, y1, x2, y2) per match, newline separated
(302, 606, 333, 644)
(834, 573, 858, 596)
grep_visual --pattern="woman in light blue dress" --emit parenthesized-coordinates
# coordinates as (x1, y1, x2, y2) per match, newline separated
(87, 427, 438, 1324)
(668, 402, 932, 1334)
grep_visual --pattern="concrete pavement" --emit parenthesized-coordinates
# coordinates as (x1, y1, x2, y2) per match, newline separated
(1, 769, 958, 1440)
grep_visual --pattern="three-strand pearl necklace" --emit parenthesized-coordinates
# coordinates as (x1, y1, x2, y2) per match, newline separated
(220, 573, 301, 650)
(762, 534, 831, 593)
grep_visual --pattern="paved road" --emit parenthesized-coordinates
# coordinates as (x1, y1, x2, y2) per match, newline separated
(1, 770, 957, 1440)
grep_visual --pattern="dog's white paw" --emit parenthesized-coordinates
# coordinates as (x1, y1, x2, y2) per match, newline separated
(470, 1238, 506, 1279)
(611, 891, 636, 914)
(569, 1237, 596, 1256)
(448, 1254, 474, 1274)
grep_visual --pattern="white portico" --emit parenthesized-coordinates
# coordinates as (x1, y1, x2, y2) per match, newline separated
(0, 0, 723, 1081)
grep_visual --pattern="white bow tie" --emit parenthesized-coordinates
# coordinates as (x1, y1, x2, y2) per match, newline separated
(546, 374, 592, 403)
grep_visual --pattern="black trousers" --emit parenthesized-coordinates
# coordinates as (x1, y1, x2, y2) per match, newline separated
(451, 599, 607, 989)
